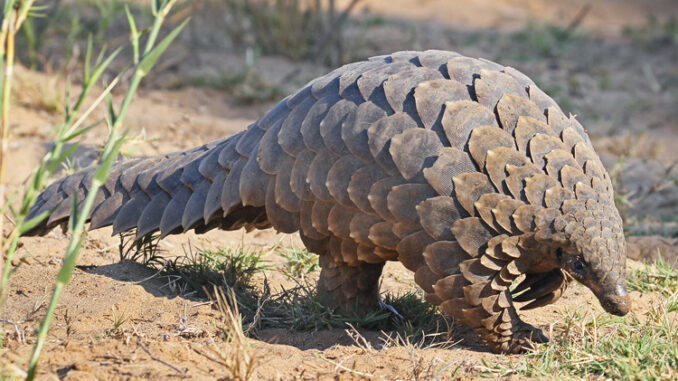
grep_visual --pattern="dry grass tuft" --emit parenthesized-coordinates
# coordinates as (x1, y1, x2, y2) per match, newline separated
(206, 286, 259, 381)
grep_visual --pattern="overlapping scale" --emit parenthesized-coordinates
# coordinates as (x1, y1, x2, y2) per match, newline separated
(326, 155, 363, 208)
(468, 125, 515, 169)
(414, 79, 468, 130)
(484, 147, 530, 191)
(367, 112, 419, 175)
(474, 193, 511, 232)
(396, 231, 435, 271)
(528, 133, 565, 169)
(348, 164, 388, 214)
(452, 173, 496, 215)
(423, 241, 470, 277)
(390, 128, 443, 180)
(387, 183, 438, 227)
(423, 147, 476, 196)
(441, 100, 498, 149)
(383, 66, 442, 115)
(496, 94, 546, 135)
(473, 70, 528, 110)
(416, 196, 461, 240)
(451, 217, 494, 257)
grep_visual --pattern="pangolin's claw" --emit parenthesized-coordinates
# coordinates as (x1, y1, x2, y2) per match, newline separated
(513, 270, 565, 303)
(508, 323, 550, 353)
(512, 272, 549, 295)
(521, 292, 555, 310)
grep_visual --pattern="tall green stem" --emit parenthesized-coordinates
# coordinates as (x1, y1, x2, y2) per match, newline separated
(0, 3, 17, 273)
(0, 0, 35, 316)
(24, 1, 186, 377)
(24, 283, 62, 379)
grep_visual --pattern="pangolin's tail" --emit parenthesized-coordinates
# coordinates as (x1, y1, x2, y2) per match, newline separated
(24, 129, 272, 238)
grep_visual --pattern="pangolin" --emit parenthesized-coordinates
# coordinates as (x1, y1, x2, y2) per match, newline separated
(24, 50, 630, 353)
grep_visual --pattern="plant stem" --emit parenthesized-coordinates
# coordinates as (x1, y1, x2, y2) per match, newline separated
(0, 2, 17, 276)
(0, 232, 18, 307)
(25, 172, 105, 379)
(24, 1, 184, 377)
(115, 74, 142, 129)
(24, 282, 62, 379)
(0, 0, 34, 308)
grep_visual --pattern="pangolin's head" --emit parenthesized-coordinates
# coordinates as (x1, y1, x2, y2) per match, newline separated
(545, 192, 630, 316)
(520, 160, 630, 317)
(559, 218, 629, 316)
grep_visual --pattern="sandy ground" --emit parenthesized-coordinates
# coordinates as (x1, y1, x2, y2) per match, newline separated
(2, 0, 678, 379)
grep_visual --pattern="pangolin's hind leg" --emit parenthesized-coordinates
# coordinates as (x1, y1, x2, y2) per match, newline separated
(317, 256, 385, 316)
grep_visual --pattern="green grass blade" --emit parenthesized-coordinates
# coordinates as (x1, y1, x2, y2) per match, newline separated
(44, 142, 79, 173)
(84, 35, 93, 82)
(67, 47, 120, 127)
(17, 209, 51, 235)
(93, 134, 126, 183)
(124, 4, 139, 64)
(136, 18, 189, 76)
(62, 119, 100, 142)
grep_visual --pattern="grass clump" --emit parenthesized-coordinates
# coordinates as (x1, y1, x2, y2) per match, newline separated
(381, 291, 454, 347)
(628, 255, 678, 312)
(191, 246, 269, 285)
(277, 246, 318, 280)
(168, 244, 269, 292)
(118, 230, 164, 267)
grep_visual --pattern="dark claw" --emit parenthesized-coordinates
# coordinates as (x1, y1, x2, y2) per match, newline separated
(520, 277, 568, 310)
(506, 323, 550, 353)
(513, 270, 565, 302)
(520, 292, 557, 310)
(512, 271, 550, 295)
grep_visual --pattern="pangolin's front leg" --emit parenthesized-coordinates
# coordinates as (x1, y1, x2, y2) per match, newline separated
(433, 235, 565, 353)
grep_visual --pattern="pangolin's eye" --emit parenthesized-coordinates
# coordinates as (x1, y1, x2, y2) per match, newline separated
(555, 248, 563, 261)
(572, 259, 586, 274)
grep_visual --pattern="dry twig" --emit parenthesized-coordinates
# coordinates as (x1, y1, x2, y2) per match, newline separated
(137, 340, 185, 374)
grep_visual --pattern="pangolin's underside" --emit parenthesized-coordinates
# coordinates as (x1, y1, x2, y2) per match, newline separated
(26, 50, 629, 353)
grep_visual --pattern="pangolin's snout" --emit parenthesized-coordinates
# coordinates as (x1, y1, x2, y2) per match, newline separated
(599, 282, 630, 316)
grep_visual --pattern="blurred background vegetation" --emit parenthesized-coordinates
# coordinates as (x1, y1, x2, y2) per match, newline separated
(17, 0, 678, 114)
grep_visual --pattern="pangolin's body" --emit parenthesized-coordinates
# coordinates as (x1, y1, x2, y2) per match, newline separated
(26, 50, 630, 353)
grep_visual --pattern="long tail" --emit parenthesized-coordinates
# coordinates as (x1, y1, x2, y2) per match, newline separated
(24, 130, 271, 238)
